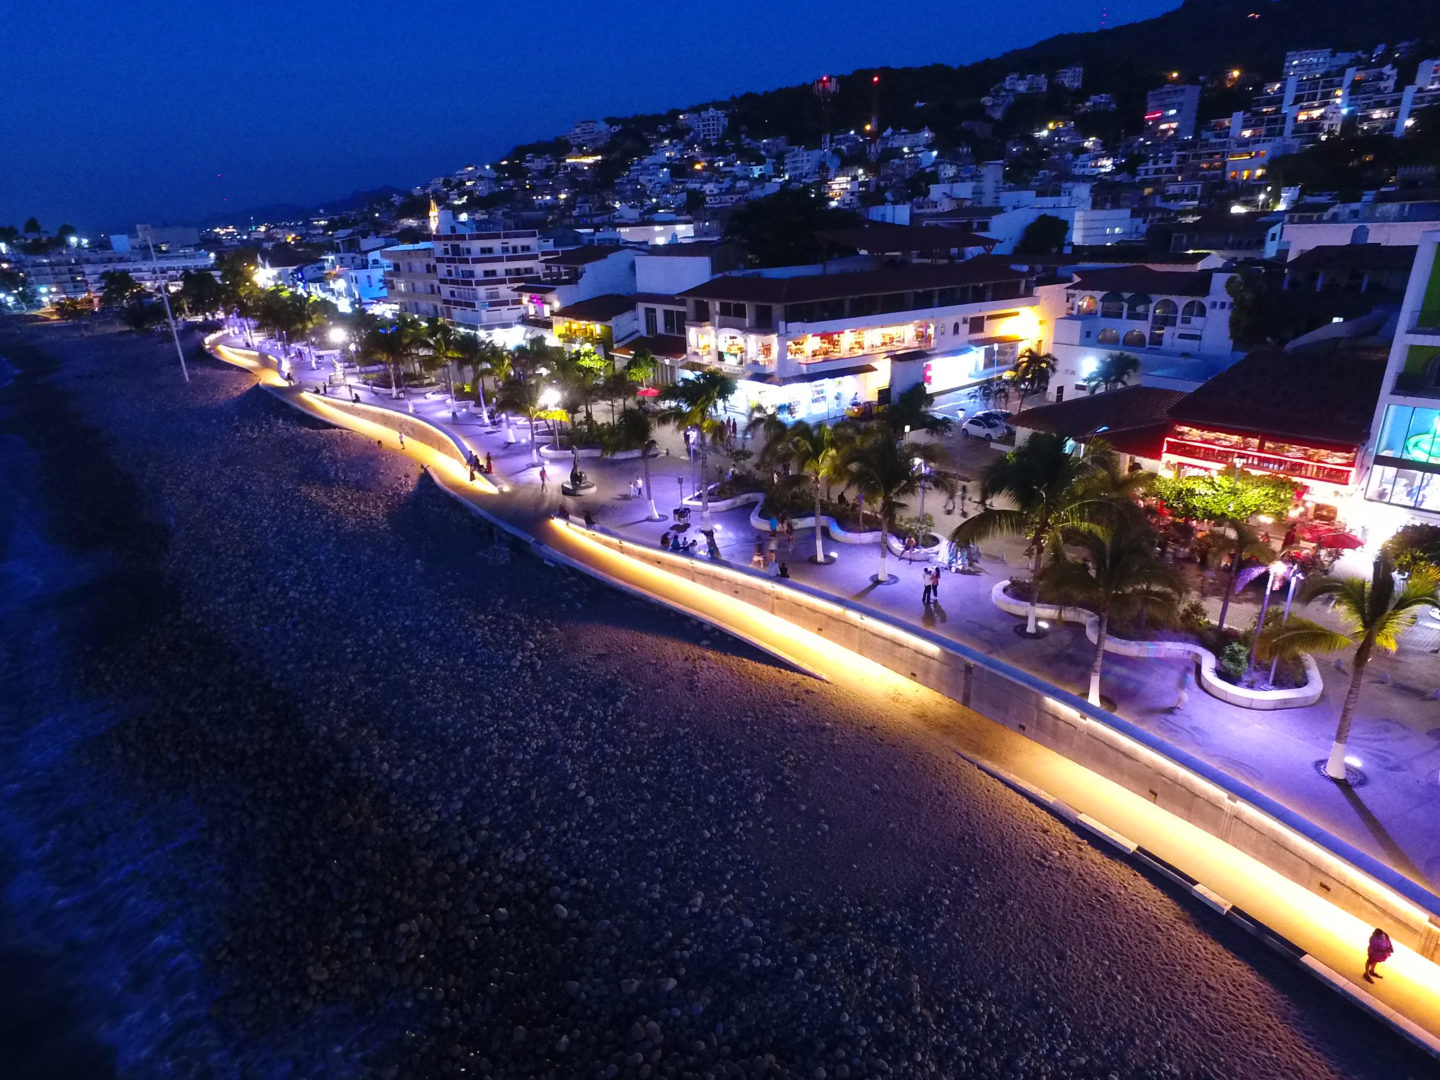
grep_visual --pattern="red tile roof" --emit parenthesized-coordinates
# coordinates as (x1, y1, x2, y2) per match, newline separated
(552, 293, 636, 322)
(613, 334, 686, 359)
(1014, 386, 1187, 454)
(1068, 267, 1213, 296)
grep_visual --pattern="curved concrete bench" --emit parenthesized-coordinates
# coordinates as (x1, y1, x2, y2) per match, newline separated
(744, 502, 884, 544)
(989, 580, 1323, 710)
(681, 489, 764, 513)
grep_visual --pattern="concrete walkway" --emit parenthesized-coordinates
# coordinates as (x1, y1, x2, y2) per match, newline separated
(236, 333, 1440, 901)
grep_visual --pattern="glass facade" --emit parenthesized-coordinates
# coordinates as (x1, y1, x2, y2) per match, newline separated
(1367, 404, 1440, 510)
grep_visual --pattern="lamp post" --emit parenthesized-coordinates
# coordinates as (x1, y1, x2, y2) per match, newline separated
(1245, 561, 1288, 685)
(328, 327, 346, 388)
(142, 227, 189, 384)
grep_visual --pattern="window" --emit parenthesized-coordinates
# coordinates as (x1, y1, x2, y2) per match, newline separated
(1076, 294, 1098, 316)
(1181, 300, 1205, 324)
(664, 308, 684, 334)
(1149, 326, 1166, 347)
(952, 322, 961, 335)
(754, 304, 773, 330)
(717, 300, 746, 319)
(1099, 292, 1125, 319)
(968, 315, 986, 334)
(1126, 293, 1151, 320)
(645, 307, 658, 336)
(1122, 329, 1147, 347)
(1097, 327, 1120, 345)
(483, 269, 498, 278)
(694, 299, 710, 322)
(1151, 299, 1178, 327)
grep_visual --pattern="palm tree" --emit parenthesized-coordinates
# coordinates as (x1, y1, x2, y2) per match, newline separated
(764, 420, 849, 563)
(656, 371, 737, 525)
(846, 431, 947, 584)
(1009, 348, 1058, 407)
(1259, 554, 1440, 781)
(364, 315, 422, 398)
(1209, 520, 1278, 631)
(604, 408, 663, 520)
(1040, 513, 1184, 705)
(425, 318, 462, 403)
(495, 377, 563, 466)
(454, 333, 501, 420)
(951, 433, 1143, 635)
(1085, 352, 1140, 394)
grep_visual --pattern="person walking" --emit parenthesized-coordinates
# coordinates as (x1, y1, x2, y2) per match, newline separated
(539, 464, 548, 491)
(1364, 928, 1393, 982)
(398, 432, 405, 449)
(959, 484, 968, 509)
(468, 463, 476, 483)
(485, 451, 493, 474)
(1172, 667, 1192, 712)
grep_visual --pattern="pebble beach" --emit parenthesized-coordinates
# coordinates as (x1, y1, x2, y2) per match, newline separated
(0, 322, 1432, 1079)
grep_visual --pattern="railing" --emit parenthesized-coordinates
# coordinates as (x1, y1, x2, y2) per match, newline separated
(1163, 437, 1354, 487)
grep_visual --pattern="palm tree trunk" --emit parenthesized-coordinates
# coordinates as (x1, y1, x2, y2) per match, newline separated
(389, 363, 398, 400)
(877, 513, 889, 583)
(1026, 534, 1043, 635)
(700, 451, 712, 528)
(529, 410, 539, 465)
(1217, 530, 1243, 630)
(1325, 637, 1374, 780)
(1089, 613, 1108, 706)
(642, 447, 660, 521)
(813, 484, 826, 562)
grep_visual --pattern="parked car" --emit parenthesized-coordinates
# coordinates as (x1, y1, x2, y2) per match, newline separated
(959, 413, 1014, 440)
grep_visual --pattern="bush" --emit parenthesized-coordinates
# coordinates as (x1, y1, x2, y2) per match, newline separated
(1217, 641, 1249, 683)
(893, 513, 936, 541)
(1178, 600, 1210, 635)
(1382, 523, 1440, 575)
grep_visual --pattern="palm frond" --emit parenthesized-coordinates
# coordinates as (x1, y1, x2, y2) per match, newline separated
(950, 508, 1028, 544)
(1257, 617, 1354, 661)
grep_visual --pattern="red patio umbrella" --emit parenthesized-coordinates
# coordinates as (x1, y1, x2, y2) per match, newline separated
(636, 387, 660, 397)
(1315, 531, 1363, 550)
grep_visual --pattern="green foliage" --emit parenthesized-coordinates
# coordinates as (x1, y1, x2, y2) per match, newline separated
(1014, 213, 1069, 255)
(98, 270, 146, 309)
(894, 513, 936, 540)
(1217, 641, 1249, 682)
(1178, 600, 1211, 635)
(1380, 523, 1440, 575)
(1151, 471, 1299, 524)
(1084, 352, 1139, 394)
(723, 188, 860, 268)
(1267, 109, 1440, 200)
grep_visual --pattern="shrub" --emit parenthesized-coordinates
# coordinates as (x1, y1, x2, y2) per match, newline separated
(1382, 523, 1440, 575)
(1178, 600, 1210, 635)
(1217, 641, 1249, 683)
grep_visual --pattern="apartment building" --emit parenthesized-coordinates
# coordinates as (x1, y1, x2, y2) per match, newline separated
(381, 242, 440, 319)
(429, 210, 540, 330)
(1267, 193, 1440, 260)
(680, 108, 729, 143)
(19, 239, 215, 300)
(1144, 85, 1201, 142)
(677, 260, 1041, 420)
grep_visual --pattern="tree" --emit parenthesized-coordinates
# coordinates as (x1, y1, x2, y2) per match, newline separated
(881, 383, 952, 440)
(1084, 351, 1140, 394)
(1041, 512, 1183, 704)
(723, 188, 859, 267)
(118, 298, 166, 333)
(1014, 213, 1069, 255)
(1225, 269, 1267, 348)
(363, 315, 424, 398)
(23, 217, 41, 236)
(846, 430, 947, 584)
(1008, 348, 1058, 407)
(495, 376, 562, 466)
(424, 317, 462, 399)
(1150, 470, 1298, 629)
(952, 433, 1144, 635)
(177, 270, 225, 318)
(763, 420, 850, 563)
(656, 371, 737, 525)
(98, 270, 146, 309)
(603, 408, 662, 520)
(54, 295, 96, 325)
(1381, 523, 1440, 576)
(1259, 554, 1440, 781)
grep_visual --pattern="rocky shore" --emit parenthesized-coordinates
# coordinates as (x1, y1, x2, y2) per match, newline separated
(0, 322, 1430, 1079)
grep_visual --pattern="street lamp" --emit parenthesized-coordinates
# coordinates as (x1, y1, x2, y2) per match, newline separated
(535, 387, 560, 465)
(1244, 560, 1289, 685)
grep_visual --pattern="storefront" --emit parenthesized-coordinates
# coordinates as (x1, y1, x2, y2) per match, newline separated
(684, 362, 886, 423)
(1365, 403, 1440, 513)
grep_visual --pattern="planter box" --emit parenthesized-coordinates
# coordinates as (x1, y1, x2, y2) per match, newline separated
(989, 580, 1324, 710)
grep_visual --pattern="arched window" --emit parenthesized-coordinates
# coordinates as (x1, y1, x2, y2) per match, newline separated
(1099, 292, 1125, 319)
(1126, 293, 1151, 320)
(1076, 294, 1098, 316)
(953, 322, 960, 336)
(1097, 327, 1121, 345)
(1122, 329, 1148, 347)
(1351, 225, 1369, 244)
(1181, 300, 1206, 324)
(1151, 299, 1178, 328)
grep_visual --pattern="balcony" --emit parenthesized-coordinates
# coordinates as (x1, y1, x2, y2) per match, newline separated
(1163, 437, 1354, 487)
(1411, 309, 1440, 336)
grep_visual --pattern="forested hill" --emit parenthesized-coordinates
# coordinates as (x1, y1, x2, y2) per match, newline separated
(569, 0, 1440, 155)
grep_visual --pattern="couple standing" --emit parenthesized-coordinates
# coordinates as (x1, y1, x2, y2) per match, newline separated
(922, 565, 943, 606)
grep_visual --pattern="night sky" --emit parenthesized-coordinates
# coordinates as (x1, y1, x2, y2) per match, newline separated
(3, 0, 1180, 234)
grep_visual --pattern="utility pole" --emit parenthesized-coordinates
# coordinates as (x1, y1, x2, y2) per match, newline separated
(141, 225, 190, 383)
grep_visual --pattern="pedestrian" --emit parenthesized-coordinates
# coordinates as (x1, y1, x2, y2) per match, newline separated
(784, 517, 795, 550)
(778, 562, 790, 579)
(922, 566, 934, 605)
(960, 484, 968, 507)
(1172, 667, 1192, 712)
(485, 451, 493, 474)
(468, 464, 475, 483)
(398, 432, 405, 449)
(1364, 928, 1394, 982)
(539, 464, 548, 491)
(930, 564, 940, 603)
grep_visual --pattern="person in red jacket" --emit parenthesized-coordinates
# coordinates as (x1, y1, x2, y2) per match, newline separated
(1364, 927, 1393, 982)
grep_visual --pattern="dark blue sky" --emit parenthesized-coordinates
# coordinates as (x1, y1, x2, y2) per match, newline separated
(2, 0, 1180, 234)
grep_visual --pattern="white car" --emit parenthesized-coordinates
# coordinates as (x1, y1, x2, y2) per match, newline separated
(959, 414, 1014, 440)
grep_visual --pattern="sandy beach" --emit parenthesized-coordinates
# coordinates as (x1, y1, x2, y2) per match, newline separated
(0, 321, 1432, 1078)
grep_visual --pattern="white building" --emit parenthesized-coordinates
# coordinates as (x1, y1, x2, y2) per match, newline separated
(1040, 265, 1239, 399)
(568, 119, 613, 146)
(1267, 194, 1440, 260)
(677, 260, 1042, 420)
(1144, 84, 1201, 141)
(1357, 229, 1440, 536)
(1055, 65, 1084, 90)
(681, 108, 729, 143)
(381, 243, 440, 319)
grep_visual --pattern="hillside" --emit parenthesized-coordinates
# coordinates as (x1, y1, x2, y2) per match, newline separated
(559, 0, 1439, 156)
